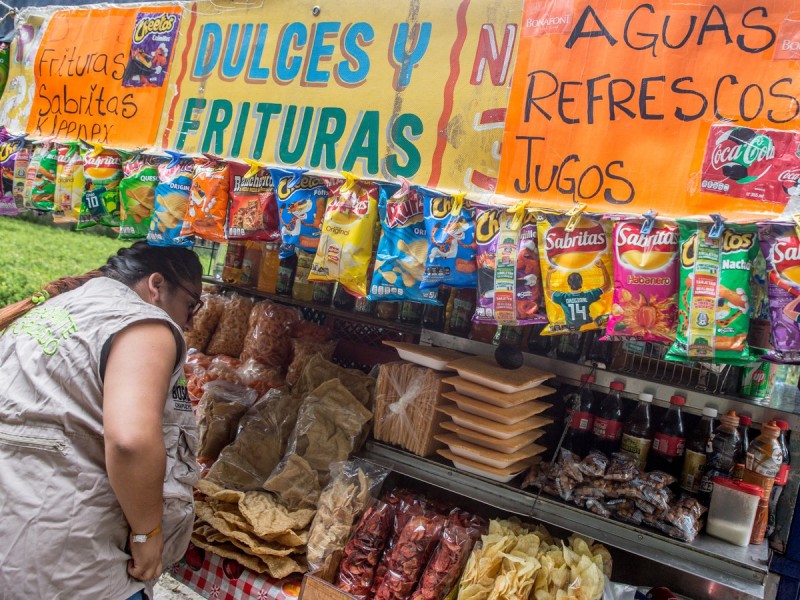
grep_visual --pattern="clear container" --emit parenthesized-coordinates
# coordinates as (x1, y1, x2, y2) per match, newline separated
(705, 476, 762, 546)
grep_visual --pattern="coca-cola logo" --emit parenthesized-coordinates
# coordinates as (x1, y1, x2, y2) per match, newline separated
(772, 235, 800, 277)
(544, 218, 606, 265)
(778, 169, 800, 184)
(709, 128, 775, 184)
(386, 192, 423, 228)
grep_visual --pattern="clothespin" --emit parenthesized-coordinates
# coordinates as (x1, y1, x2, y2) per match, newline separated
(708, 213, 725, 239)
(792, 214, 800, 240)
(640, 210, 657, 236)
(288, 168, 308, 188)
(164, 150, 187, 168)
(340, 171, 358, 193)
(392, 177, 411, 199)
(564, 203, 586, 233)
(244, 159, 263, 178)
(506, 201, 528, 232)
(450, 192, 466, 216)
(89, 142, 105, 158)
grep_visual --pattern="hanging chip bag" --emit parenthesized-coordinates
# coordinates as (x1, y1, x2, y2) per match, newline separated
(53, 142, 84, 224)
(606, 218, 679, 343)
(78, 145, 124, 228)
(473, 203, 545, 325)
(180, 156, 229, 243)
(309, 173, 378, 297)
(537, 211, 613, 335)
(758, 222, 800, 362)
(227, 160, 280, 241)
(421, 190, 477, 290)
(270, 167, 327, 259)
(12, 142, 30, 213)
(666, 220, 758, 365)
(119, 153, 161, 239)
(369, 181, 437, 303)
(147, 151, 194, 247)
(0, 130, 24, 216)
(28, 141, 57, 212)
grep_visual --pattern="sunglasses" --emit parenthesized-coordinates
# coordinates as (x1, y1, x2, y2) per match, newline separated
(173, 280, 204, 318)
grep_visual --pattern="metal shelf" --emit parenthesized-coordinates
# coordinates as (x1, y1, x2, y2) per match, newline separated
(362, 440, 769, 600)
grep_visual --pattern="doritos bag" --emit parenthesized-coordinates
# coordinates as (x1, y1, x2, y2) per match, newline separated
(309, 173, 379, 297)
(227, 160, 280, 242)
(537, 212, 613, 335)
(119, 153, 161, 240)
(147, 151, 194, 247)
(78, 145, 124, 229)
(53, 142, 84, 224)
(28, 141, 57, 212)
(421, 191, 477, 290)
(270, 167, 327, 259)
(180, 156, 229, 243)
(758, 222, 800, 362)
(666, 220, 758, 365)
(0, 130, 24, 216)
(606, 218, 679, 343)
(473, 203, 546, 326)
(369, 181, 437, 304)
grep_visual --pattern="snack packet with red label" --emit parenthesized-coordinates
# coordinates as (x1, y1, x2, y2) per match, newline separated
(473, 203, 545, 326)
(666, 220, 758, 365)
(759, 222, 800, 362)
(606, 218, 679, 343)
(180, 156, 229, 243)
(309, 173, 379, 297)
(227, 161, 280, 242)
(537, 212, 613, 335)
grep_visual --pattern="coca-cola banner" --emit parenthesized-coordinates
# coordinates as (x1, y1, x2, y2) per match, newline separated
(498, 0, 800, 219)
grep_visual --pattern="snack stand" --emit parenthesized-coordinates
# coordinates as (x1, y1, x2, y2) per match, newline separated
(2, 0, 800, 599)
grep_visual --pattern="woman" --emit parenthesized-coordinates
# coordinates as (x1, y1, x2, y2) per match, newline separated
(0, 242, 203, 599)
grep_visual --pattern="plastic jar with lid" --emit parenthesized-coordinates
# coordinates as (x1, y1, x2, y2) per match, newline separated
(706, 476, 762, 546)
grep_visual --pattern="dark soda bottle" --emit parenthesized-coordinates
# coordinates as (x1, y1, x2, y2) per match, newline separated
(733, 414, 752, 480)
(448, 288, 476, 336)
(400, 301, 425, 324)
(563, 374, 597, 458)
(620, 393, 654, 470)
(584, 330, 614, 368)
(332, 283, 356, 310)
(422, 286, 449, 331)
(312, 281, 335, 305)
(680, 406, 717, 494)
(275, 251, 297, 296)
(526, 323, 552, 356)
(591, 381, 625, 456)
(697, 411, 741, 504)
(647, 395, 686, 477)
(556, 332, 585, 362)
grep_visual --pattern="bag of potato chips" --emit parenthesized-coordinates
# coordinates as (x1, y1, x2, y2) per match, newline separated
(537, 212, 613, 335)
(147, 151, 195, 247)
(53, 142, 84, 224)
(227, 160, 281, 242)
(12, 142, 30, 213)
(369, 181, 437, 304)
(421, 190, 477, 290)
(180, 156, 229, 243)
(309, 173, 379, 297)
(270, 167, 328, 259)
(28, 141, 57, 212)
(758, 223, 800, 362)
(77, 145, 124, 229)
(473, 203, 546, 326)
(0, 130, 24, 216)
(606, 218, 679, 343)
(119, 153, 161, 240)
(666, 220, 758, 365)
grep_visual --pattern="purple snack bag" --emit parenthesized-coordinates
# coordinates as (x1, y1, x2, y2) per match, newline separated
(122, 10, 181, 88)
(759, 222, 800, 361)
(0, 128, 23, 216)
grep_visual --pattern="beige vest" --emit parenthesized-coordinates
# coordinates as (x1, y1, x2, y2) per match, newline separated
(0, 277, 198, 599)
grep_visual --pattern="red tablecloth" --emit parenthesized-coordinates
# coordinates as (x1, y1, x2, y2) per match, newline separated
(169, 543, 302, 600)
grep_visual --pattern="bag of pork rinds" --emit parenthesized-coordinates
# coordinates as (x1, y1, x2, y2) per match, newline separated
(180, 156, 229, 243)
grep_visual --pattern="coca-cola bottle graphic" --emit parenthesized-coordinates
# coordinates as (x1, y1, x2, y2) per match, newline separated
(591, 381, 625, 456)
(562, 374, 596, 458)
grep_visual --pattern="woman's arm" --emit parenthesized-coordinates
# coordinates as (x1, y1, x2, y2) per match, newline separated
(103, 321, 177, 581)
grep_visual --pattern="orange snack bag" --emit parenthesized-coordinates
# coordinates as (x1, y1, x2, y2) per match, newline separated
(181, 157, 229, 243)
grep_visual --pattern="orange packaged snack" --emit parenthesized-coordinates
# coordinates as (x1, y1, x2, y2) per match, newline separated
(181, 156, 229, 243)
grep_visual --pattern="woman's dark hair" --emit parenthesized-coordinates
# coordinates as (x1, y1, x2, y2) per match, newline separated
(0, 242, 203, 330)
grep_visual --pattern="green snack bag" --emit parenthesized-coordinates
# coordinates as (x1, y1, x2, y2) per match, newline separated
(0, 41, 10, 99)
(119, 153, 161, 240)
(29, 142, 58, 212)
(77, 143, 124, 229)
(666, 219, 758, 365)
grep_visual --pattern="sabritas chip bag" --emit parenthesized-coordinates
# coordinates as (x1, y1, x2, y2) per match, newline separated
(537, 212, 613, 335)
(270, 167, 328, 259)
(78, 145, 124, 229)
(53, 142, 84, 224)
(606, 219, 679, 343)
(28, 141, 57, 212)
(147, 151, 195, 247)
(758, 222, 800, 362)
(309, 173, 378, 297)
(369, 181, 437, 304)
(666, 221, 758, 365)
(119, 153, 161, 240)
(227, 160, 280, 242)
(180, 156, 229, 244)
(421, 190, 477, 290)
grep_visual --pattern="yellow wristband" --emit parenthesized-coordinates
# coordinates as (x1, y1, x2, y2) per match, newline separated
(131, 525, 161, 543)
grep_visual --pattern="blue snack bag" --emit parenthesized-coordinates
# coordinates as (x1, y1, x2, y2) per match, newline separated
(147, 151, 194, 247)
(421, 190, 478, 290)
(369, 180, 439, 304)
(269, 167, 328, 259)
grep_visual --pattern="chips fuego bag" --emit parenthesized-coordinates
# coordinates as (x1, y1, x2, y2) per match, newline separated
(537, 212, 613, 335)
(666, 220, 758, 365)
(474, 204, 545, 326)
(421, 191, 477, 290)
(607, 218, 679, 343)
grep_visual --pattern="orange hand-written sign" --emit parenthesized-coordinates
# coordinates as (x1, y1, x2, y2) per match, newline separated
(26, 5, 181, 148)
(498, 1, 800, 219)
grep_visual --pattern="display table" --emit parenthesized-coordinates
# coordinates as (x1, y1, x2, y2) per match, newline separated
(170, 544, 302, 600)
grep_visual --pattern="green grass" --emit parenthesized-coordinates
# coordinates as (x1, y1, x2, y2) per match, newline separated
(0, 218, 130, 305)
